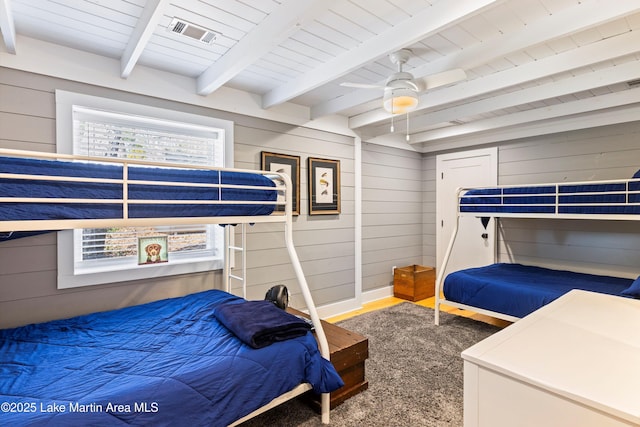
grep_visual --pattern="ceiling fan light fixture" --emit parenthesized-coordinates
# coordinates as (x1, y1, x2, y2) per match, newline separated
(383, 87, 418, 114)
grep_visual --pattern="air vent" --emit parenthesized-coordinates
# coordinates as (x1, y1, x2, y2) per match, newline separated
(167, 18, 219, 45)
(627, 79, 640, 88)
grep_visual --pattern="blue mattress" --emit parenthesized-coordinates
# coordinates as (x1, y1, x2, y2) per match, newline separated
(0, 156, 277, 222)
(443, 263, 632, 318)
(0, 290, 343, 426)
(459, 180, 640, 215)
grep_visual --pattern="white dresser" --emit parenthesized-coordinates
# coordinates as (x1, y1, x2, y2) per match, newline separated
(462, 290, 640, 427)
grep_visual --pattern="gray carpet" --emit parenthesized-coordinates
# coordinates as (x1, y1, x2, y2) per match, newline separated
(240, 303, 501, 427)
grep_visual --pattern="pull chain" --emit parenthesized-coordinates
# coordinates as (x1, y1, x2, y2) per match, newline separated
(405, 112, 410, 141)
(390, 102, 395, 132)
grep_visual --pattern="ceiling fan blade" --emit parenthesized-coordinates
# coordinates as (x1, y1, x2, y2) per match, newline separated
(340, 82, 385, 89)
(416, 68, 467, 92)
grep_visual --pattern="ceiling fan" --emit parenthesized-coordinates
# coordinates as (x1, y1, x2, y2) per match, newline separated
(341, 49, 467, 115)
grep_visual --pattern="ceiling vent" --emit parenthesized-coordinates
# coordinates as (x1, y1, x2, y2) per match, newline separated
(167, 18, 219, 45)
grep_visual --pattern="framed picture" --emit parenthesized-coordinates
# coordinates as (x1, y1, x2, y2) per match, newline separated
(308, 157, 340, 215)
(138, 236, 168, 265)
(261, 151, 301, 215)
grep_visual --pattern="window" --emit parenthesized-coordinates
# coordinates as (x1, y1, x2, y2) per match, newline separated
(56, 91, 233, 289)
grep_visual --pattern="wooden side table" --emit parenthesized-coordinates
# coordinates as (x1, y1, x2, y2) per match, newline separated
(288, 308, 369, 409)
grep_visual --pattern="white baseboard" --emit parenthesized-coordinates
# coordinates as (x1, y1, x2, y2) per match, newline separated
(315, 285, 394, 319)
(362, 285, 395, 303)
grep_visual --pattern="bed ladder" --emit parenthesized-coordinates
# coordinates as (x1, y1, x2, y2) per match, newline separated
(223, 223, 247, 299)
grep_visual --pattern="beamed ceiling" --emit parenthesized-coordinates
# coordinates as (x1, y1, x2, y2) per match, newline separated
(1, 0, 639, 152)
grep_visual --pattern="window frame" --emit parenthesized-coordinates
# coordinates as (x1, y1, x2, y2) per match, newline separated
(55, 90, 234, 289)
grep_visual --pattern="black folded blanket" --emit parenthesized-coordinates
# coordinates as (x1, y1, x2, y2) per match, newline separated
(214, 300, 312, 348)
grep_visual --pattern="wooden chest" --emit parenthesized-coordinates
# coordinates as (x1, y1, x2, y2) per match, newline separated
(288, 308, 369, 409)
(393, 265, 435, 301)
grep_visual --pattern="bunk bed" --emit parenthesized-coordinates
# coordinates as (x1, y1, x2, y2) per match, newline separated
(0, 148, 342, 426)
(435, 176, 640, 324)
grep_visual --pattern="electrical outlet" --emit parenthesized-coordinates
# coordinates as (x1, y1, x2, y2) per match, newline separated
(392, 265, 396, 275)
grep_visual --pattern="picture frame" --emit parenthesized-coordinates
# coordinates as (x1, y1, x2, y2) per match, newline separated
(308, 157, 340, 215)
(261, 151, 301, 215)
(138, 236, 169, 265)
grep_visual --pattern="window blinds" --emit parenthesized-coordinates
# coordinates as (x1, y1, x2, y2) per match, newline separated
(72, 106, 223, 262)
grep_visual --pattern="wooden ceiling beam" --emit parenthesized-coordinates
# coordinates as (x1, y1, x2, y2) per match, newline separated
(120, 0, 168, 79)
(262, 0, 502, 109)
(365, 58, 640, 138)
(196, 0, 334, 96)
(414, 103, 640, 154)
(320, 0, 640, 120)
(349, 29, 640, 129)
(0, 0, 16, 54)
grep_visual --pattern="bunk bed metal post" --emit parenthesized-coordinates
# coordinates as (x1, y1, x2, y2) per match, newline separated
(122, 164, 129, 219)
(497, 217, 515, 262)
(240, 223, 247, 298)
(280, 173, 331, 424)
(434, 187, 464, 325)
(223, 226, 231, 293)
(223, 224, 248, 298)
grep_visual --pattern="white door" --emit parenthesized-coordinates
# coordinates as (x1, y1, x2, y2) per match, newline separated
(436, 147, 497, 280)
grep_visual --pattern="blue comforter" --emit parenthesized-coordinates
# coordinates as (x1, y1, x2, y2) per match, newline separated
(0, 290, 343, 426)
(444, 263, 632, 318)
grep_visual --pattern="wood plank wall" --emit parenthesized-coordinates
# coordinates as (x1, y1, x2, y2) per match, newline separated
(1, 66, 639, 328)
(422, 154, 437, 269)
(361, 143, 423, 292)
(232, 121, 355, 308)
(496, 121, 640, 278)
(0, 68, 354, 328)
